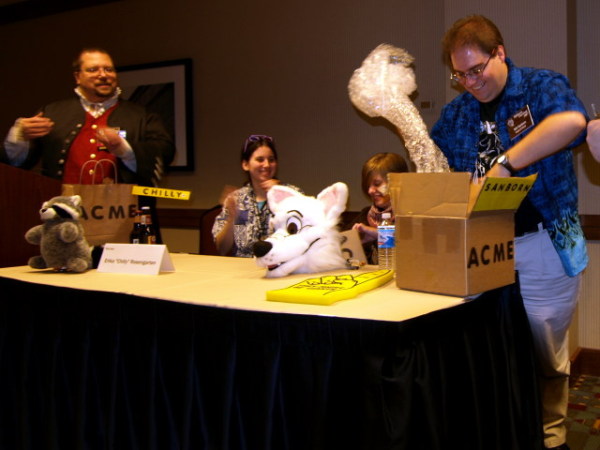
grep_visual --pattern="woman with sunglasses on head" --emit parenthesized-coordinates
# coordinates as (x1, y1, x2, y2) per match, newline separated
(431, 15, 587, 450)
(212, 134, 302, 257)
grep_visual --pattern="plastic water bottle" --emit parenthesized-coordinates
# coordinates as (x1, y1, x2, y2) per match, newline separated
(378, 212, 395, 271)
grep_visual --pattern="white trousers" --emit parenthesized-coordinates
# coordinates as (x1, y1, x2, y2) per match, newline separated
(515, 228, 581, 448)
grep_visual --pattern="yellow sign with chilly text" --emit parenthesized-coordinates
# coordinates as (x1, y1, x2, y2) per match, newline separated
(132, 186, 191, 200)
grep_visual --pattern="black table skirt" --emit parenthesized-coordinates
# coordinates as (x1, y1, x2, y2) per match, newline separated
(0, 278, 542, 450)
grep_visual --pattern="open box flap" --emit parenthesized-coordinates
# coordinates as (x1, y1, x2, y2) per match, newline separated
(468, 173, 537, 215)
(389, 172, 537, 218)
(389, 172, 471, 218)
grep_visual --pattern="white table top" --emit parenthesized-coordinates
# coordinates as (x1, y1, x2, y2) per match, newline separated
(0, 253, 466, 322)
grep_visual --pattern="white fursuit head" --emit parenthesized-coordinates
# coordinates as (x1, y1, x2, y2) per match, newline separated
(253, 182, 349, 278)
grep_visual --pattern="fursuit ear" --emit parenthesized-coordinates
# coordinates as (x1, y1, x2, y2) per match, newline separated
(317, 182, 348, 220)
(267, 185, 302, 214)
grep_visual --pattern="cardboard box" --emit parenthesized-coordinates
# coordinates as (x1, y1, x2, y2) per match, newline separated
(388, 172, 537, 297)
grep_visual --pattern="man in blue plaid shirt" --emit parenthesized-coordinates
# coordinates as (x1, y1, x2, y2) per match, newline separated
(431, 15, 588, 450)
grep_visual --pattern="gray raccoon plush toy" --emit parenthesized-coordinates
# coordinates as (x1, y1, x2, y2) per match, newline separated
(25, 195, 92, 273)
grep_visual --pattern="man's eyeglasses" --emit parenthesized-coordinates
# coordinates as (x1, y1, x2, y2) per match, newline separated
(82, 66, 116, 74)
(450, 49, 496, 84)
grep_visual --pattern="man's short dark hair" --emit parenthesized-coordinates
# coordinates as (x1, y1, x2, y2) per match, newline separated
(72, 47, 113, 72)
(442, 15, 504, 67)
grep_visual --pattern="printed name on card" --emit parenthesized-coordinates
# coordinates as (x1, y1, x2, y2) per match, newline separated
(97, 244, 175, 275)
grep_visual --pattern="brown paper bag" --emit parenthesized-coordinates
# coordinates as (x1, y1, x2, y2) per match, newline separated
(61, 160, 138, 246)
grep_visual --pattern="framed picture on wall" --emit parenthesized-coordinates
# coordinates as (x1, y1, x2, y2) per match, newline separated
(117, 58, 194, 171)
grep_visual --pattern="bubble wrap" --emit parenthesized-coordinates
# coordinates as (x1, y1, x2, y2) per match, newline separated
(348, 44, 449, 173)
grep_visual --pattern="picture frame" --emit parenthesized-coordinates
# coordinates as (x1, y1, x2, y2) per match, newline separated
(117, 58, 194, 171)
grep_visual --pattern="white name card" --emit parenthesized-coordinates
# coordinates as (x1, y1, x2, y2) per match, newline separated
(97, 243, 175, 275)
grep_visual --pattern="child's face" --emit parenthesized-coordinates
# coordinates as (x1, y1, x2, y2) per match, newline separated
(367, 173, 390, 209)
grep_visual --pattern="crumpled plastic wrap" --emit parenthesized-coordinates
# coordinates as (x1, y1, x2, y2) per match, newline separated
(348, 44, 449, 173)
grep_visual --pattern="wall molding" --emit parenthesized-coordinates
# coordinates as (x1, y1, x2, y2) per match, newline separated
(157, 208, 204, 229)
(571, 347, 600, 376)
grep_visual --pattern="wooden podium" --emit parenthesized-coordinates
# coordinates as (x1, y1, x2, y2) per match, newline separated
(0, 163, 61, 268)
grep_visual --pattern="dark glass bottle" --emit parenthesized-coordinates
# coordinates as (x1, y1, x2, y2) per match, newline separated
(130, 210, 143, 244)
(140, 206, 156, 244)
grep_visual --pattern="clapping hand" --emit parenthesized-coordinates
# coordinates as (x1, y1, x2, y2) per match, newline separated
(258, 178, 280, 192)
(219, 185, 240, 222)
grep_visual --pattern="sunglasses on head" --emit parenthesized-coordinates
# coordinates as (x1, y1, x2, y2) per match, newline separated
(243, 134, 274, 153)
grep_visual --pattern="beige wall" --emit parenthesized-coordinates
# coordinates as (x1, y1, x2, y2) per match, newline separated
(1, 0, 598, 347)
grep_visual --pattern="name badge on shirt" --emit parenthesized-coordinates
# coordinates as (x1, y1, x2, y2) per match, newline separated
(506, 105, 534, 140)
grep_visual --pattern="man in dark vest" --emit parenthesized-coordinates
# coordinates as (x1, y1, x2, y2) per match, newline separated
(2, 47, 176, 242)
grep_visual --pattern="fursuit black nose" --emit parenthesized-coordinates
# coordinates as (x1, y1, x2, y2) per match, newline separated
(253, 240, 273, 257)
